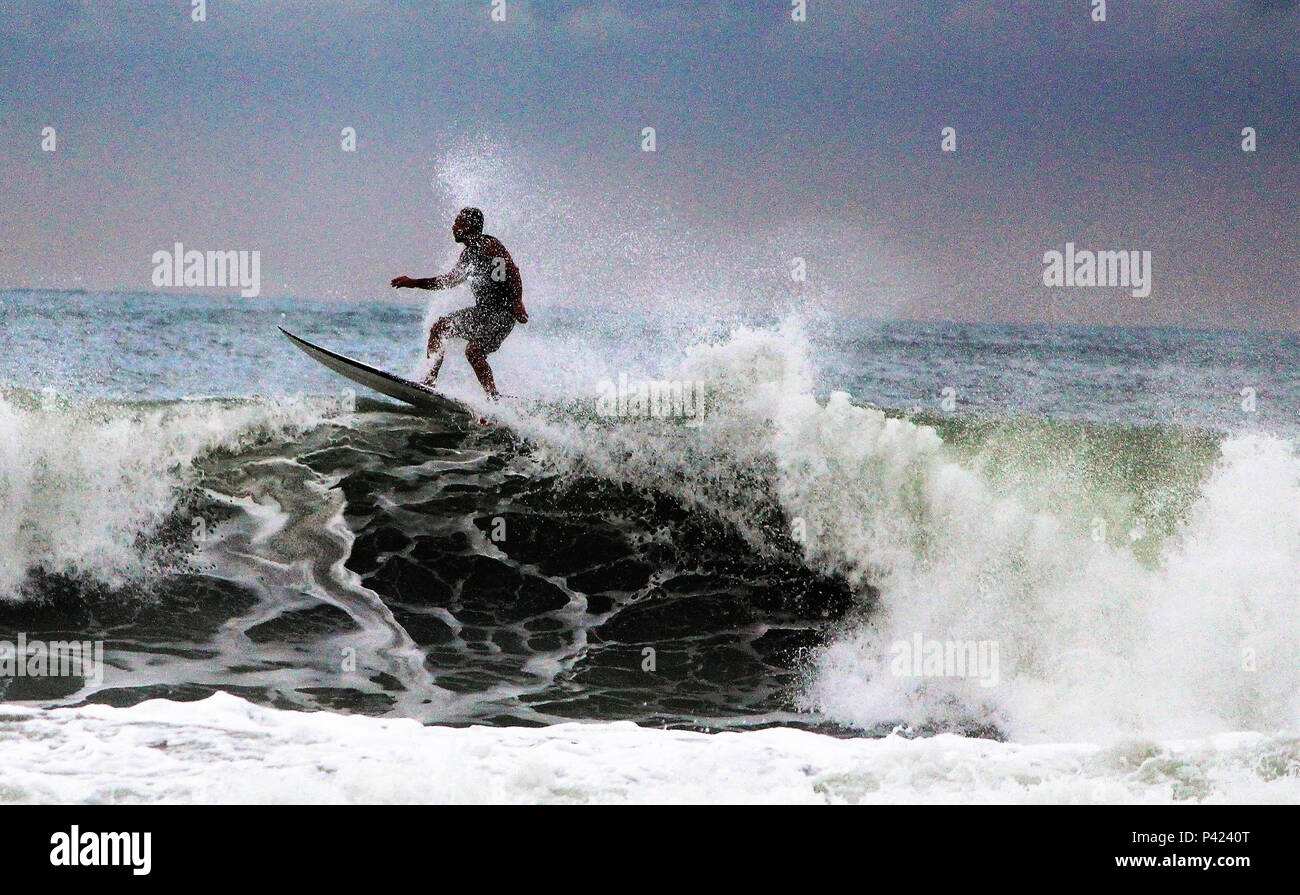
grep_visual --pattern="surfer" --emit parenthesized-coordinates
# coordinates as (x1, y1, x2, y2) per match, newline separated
(390, 207, 528, 399)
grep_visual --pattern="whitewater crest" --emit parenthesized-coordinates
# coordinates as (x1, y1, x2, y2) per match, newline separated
(719, 328, 1299, 742)
(0, 391, 329, 600)
(516, 321, 1300, 744)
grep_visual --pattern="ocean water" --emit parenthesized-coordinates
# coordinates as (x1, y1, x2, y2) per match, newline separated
(1, 288, 1298, 803)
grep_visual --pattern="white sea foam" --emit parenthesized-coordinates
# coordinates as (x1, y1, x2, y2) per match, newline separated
(0, 692, 1294, 804)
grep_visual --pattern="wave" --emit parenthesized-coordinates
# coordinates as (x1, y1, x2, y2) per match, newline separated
(493, 321, 1300, 742)
(2, 320, 1296, 746)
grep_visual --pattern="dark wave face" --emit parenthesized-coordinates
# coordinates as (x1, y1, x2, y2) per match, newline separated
(0, 400, 861, 733)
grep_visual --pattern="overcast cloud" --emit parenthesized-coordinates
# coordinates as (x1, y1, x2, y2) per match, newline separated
(1, 1, 1295, 329)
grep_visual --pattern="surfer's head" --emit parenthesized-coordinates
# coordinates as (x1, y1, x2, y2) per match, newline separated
(452, 207, 484, 243)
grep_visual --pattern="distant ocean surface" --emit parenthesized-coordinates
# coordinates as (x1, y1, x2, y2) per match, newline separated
(3, 289, 1297, 435)
(1, 288, 1297, 803)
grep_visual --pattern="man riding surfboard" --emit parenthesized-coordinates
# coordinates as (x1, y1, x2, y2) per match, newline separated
(390, 207, 528, 399)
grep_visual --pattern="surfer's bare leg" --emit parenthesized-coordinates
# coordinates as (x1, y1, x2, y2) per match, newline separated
(465, 342, 499, 400)
(424, 317, 452, 386)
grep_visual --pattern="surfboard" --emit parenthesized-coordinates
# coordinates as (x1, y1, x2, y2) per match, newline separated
(278, 327, 469, 416)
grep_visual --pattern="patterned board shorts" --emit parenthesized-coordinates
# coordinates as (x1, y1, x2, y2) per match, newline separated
(443, 307, 515, 355)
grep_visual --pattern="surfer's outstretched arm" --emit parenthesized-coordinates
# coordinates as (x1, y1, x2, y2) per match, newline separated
(391, 252, 470, 291)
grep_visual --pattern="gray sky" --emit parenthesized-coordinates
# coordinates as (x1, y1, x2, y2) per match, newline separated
(1, 0, 1296, 329)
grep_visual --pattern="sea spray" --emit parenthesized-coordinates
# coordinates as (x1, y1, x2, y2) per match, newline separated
(0, 392, 331, 599)
(498, 320, 1300, 743)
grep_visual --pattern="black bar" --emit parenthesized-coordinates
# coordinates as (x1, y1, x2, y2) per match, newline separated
(3, 805, 1284, 882)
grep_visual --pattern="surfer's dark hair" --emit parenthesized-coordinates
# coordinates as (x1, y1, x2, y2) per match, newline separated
(458, 207, 484, 235)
